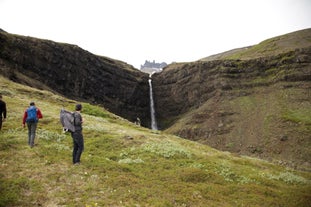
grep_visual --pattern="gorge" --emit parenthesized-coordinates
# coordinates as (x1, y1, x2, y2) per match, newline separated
(1, 28, 310, 170)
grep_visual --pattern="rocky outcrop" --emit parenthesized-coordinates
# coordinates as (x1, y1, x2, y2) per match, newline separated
(0, 31, 150, 126)
(140, 60, 166, 74)
(140, 60, 167, 70)
(152, 47, 311, 170)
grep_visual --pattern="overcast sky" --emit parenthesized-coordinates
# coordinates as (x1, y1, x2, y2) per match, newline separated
(1, 0, 310, 68)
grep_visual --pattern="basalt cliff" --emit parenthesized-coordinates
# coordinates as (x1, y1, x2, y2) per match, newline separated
(0, 30, 150, 126)
(1, 28, 310, 170)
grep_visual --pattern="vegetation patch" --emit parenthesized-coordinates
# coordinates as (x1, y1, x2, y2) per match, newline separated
(262, 171, 310, 184)
(282, 109, 311, 125)
(179, 167, 213, 183)
(82, 103, 111, 119)
(0, 76, 310, 206)
(141, 141, 193, 158)
(215, 162, 257, 184)
(0, 175, 40, 207)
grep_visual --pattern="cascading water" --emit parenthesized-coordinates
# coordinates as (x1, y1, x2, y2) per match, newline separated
(148, 74, 158, 130)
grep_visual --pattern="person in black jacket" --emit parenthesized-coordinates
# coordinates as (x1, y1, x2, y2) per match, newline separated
(0, 94, 7, 130)
(71, 104, 84, 165)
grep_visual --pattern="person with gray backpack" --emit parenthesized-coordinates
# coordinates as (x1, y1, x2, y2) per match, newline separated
(71, 104, 84, 165)
(22, 101, 43, 147)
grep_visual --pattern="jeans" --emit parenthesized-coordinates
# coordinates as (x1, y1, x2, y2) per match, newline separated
(71, 130, 84, 164)
(27, 122, 37, 147)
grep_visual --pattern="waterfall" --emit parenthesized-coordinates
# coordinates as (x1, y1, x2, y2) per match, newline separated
(148, 75, 158, 130)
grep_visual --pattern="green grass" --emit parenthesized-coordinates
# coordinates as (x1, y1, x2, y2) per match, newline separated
(0, 76, 311, 206)
(201, 28, 311, 61)
(282, 109, 311, 125)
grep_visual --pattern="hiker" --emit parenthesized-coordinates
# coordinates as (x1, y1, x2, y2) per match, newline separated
(0, 94, 7, 130)
(135, 117, 141, 126)
(22, 102, 43, 147)
(71, 104, 84, 165)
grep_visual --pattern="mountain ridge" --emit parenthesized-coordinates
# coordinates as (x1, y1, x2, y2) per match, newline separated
(200, 28, 311, 61)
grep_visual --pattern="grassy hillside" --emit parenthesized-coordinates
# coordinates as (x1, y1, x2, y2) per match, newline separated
(201, 28, 311, 61)
(154, 29, 311, 172)
(164, 78, 311, 171)
(0, 75, 310, 206)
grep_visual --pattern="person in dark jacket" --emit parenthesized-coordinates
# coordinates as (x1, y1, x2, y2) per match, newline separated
(22, 102, 43, 147)
(71, 104, 84, 165)
(0, 94, 7, 130)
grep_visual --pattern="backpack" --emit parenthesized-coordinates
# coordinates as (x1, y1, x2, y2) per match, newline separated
(60, 109, 75, 132)
(26, 106, 38, 123)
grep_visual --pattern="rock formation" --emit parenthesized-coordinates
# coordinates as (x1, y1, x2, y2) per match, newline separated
(0, 30, 150, 126)
(152, 29, 311, 170)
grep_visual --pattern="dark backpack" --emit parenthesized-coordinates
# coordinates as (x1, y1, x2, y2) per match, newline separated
(26, 106, 37, 123)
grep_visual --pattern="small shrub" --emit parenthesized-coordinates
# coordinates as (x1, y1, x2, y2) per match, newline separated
(50, 143, 70, 151)
(179, 168, 211, 183)
(262, 171, 309, 184)
(118, 158, 144, 164)
(216, 164, 256, 184)
(37, 129, 66, 142)
(83, 121, 107, 132)
(189, 163, 205, 169)
(141, 141, 192, 158)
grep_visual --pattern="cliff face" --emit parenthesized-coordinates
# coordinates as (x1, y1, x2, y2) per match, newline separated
(0, 31, 150, 126)
(153, 48, 311, 126)
(153, 47, 311, 170)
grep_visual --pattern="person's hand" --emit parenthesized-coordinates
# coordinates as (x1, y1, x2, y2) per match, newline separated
(22, 123, 25, 128)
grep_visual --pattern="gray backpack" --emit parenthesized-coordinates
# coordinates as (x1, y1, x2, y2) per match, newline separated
(60, 109, 75, 132)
